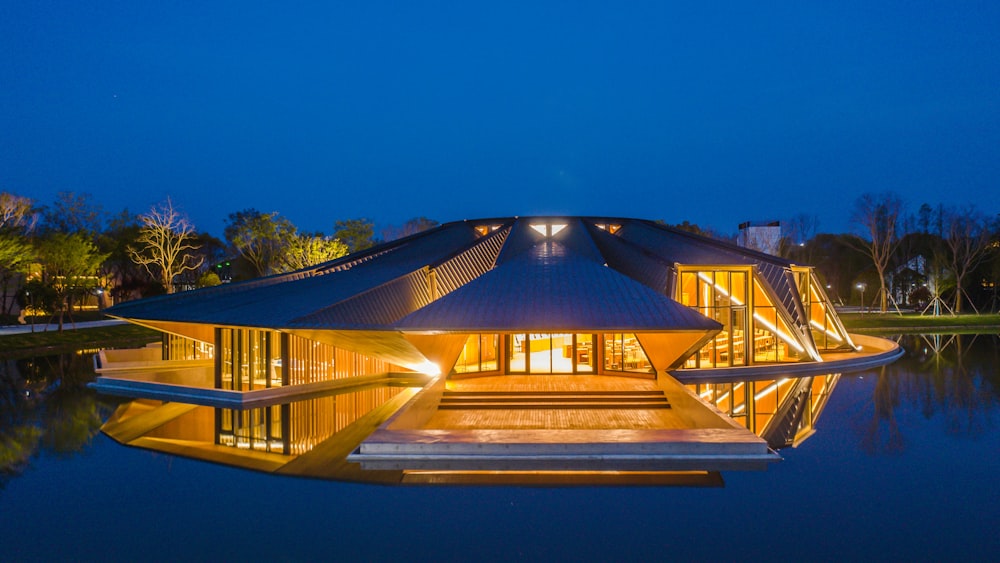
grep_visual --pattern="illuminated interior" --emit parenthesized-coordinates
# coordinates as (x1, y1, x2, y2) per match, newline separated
(453, 333, 500, 374)
(678, 267, 811, 368)
(507, 333, 595, 374)
(449, 332, 652, 376)
(793, 267, 855, 351)
(205, 328, 389, 391)
(603, 333, 654, 374)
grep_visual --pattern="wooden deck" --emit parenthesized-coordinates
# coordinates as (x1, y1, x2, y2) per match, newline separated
(426, 376, 685, 430)
(351, 373, 779, 471)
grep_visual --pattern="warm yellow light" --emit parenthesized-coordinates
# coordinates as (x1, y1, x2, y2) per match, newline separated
(697, 272, 807, 354)
(754, 378, 789, 401)
(530, 223, 568, 237)
(415, 361, 441, 376)
(753, 314, 806, 353)
(810, 319, 844, 342)
(698, 272, 744, 306)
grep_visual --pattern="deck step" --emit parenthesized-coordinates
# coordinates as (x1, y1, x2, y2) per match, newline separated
(444, 390, 665, 396)
(438, 402, 671, 410)
(439, 390, 670, 410)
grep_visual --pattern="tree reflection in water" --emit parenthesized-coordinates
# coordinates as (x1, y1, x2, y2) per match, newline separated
(0, 353, 120, 489)
(863, 333, 1000, 454)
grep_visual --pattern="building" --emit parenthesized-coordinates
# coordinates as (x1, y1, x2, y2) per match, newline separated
(737, 220, 782, 255)
(95, 216, 899, 481)
(102, 216, 859, 387)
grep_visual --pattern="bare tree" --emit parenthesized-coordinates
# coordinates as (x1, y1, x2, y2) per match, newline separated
(851, 192, 903, 312)
(41, 191, 104, 235)
(784, 213, 820, 245)
(0, 192, 37, 230)
(941, 206, 992, 313)
(128, 198, 204, 293)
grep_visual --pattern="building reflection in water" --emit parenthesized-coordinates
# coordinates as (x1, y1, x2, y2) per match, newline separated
(105, 383, 414, 484)
(211, 386, 403, 455)
(686, 374, 840, 450)
(102, 371, 845, 486)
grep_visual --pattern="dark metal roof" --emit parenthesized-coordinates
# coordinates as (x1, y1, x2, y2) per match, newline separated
(106, 221, 482, 328)
(587, 222, 674, 295)
(288, 225, 512, 329)
(108, 215, 818, 340)
(618, 220, 796, 268)
(395, 240, 721, 332)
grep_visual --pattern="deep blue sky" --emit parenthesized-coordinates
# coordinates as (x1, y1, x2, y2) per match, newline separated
(2, 2, 998, 237)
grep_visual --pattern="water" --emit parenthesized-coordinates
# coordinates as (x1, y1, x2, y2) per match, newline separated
(1, 335, 999, 562)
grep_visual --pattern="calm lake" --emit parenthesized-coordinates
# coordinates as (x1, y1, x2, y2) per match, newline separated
(2, 334, 999, 562)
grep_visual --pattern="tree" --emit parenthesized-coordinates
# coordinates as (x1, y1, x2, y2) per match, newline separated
(40, 192, 103, 236)
(196, 270, 222, 288)
(917, 203, 933, 234)
(98, 209, 159, 302)
(808, 233, 870, 304)
(0, 192, 37, 315)
(0, 192, 37, 231)
(127, 199, 205, 294)
(277, 233, 348, 272)
(34, 233, 108, 330)
(382, 217, 439, 241)
(941, 206, 992, 313)
(224, 209, 295, 277)
(784, 213, 820, 246)
(332, 218, 376, 253)
(0, 232, 35, 316)
(851, 192, 903, 312)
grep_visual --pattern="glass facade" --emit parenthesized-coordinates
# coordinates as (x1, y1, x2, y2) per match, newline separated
(679, 267, 807, 368)
(216, 330, 389, 390)
(216, 328, 280, 391)
(283, 333, 334, 385)
(794, 268, 852, 351)
(506, 333, 596, 374)
(162, 333, 213, 361)
(602, 333, 654, 374)
(453, 334, 500, 374)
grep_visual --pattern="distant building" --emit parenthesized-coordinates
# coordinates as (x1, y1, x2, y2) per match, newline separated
(737, 221, 781, 255)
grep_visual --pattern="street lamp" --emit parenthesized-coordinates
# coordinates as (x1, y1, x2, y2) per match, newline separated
(25, 289, 34, 333)
(856, 283, 867, 314)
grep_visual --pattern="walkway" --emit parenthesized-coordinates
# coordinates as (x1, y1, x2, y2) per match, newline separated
(0, 319, 125, 335)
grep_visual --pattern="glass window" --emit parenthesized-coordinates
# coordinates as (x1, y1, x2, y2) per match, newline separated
(681, 269, 750, 368)
(505, 333, 595, 374)
(454, 334, 500, 374)
(603, 333, 654, 374)
(752, 279, 803, 363)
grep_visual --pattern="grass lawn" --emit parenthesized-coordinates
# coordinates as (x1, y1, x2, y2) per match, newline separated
(0, 323, 159, 359)
(839, 312, 1000, 333)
